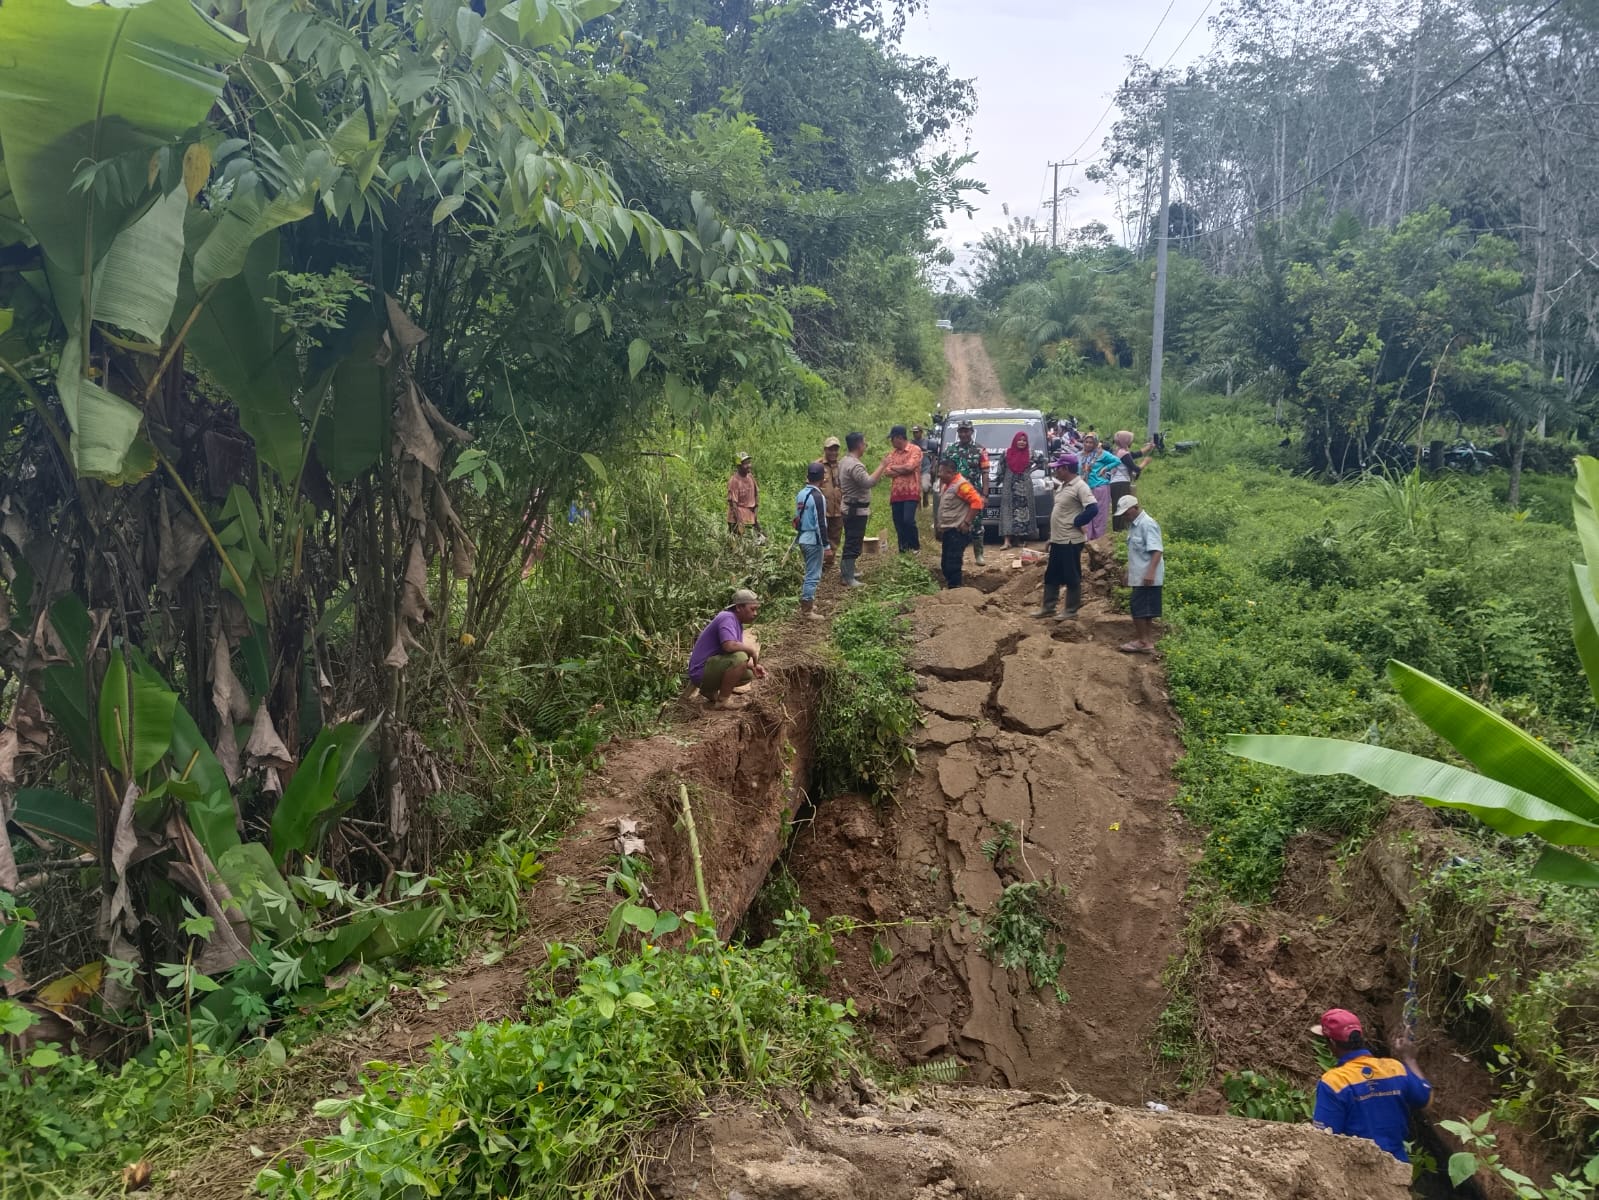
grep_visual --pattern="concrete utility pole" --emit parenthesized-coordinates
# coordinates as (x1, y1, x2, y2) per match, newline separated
(1147, 88, 1172, 440)
(1044, 160, 1077, 250)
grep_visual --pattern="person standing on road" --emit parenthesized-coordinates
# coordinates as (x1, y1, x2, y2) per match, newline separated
(942, 420, 991, 567)
(839, 431, 886, 588)
(1081, 434, 1120, 542)
(818, 437, 845, 573)
(727, 453, 759, 536)
(1311, 1008, 1431, 1164)
(794, 462, 829, 620)
(997, 430, 1037, 549)
(933, 456, 984, 589)
(913, 425, 934, 508)
(1116, 494, 1164, 653)
(1109, 430, 1156, 531)
(1033, 454, 1097, 620)
(884, 425, 924, 554)
(687, 589, 766, 709)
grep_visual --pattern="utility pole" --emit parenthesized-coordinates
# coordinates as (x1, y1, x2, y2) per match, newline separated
(1147, 88, 1172, 440)
(1044, 159, 1077, 250)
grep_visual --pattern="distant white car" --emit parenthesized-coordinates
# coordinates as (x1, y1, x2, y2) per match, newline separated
(935, 319, 953, 330)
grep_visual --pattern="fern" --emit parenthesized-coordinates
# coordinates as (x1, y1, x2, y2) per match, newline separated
(906, 1057, 965, 1084)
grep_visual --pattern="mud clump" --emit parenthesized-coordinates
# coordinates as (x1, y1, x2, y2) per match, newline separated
(650, 1089, 1411, 1200)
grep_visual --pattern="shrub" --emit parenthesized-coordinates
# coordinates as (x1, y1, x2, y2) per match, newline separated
(257, 910, 855, 1200)
(813, 557, 934, 801)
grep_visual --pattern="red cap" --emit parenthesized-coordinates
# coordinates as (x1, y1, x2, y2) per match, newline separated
(1311, 1008, 1363, 1042)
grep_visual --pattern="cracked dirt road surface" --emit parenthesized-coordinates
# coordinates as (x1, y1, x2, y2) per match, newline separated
(789, 559, 1191, 1101)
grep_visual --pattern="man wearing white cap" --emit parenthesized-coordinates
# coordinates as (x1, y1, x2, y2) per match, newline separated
(1116, 494, 1163, 653)
(687, 589, 765, 708)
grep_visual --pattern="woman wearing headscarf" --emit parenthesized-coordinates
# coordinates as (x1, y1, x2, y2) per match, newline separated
(1109, 430, 1156, 531)
(1080, 433, 1121, 542)
(997, 431, 1037, 549)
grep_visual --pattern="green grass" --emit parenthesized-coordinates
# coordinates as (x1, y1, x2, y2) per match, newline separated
(814, 554, 936, 802)
(257, 910, 856, 1200)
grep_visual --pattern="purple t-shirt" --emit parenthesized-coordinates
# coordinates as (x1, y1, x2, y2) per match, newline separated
(688, 609, 744, 683)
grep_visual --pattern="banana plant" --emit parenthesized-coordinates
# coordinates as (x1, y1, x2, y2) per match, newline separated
(1229, 456, 1599, 886)
(0, 0, 244, 481)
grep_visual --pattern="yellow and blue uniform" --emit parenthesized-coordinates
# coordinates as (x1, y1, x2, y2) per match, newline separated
(1313, 1050, 1432, 1162)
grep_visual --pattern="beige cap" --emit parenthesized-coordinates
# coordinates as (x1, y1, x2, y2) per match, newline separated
(822, 436, 841, 449)
(737, 451, 752, 463)
(1115, 494, 1141, 516)
(731, 588, 760, 606)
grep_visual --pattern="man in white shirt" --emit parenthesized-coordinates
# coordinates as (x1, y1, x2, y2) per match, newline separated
(1116, 494, 1163, 653)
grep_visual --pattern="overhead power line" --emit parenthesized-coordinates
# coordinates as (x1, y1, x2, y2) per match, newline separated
(1062, 0, 1181, 163)
(1157, 0, 1214, 71)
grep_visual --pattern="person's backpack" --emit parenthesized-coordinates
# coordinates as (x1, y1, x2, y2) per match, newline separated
(792, 486, 818, 532)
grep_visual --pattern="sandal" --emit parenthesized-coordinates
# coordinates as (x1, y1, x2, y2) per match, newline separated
(1118, 641, 1152, 654)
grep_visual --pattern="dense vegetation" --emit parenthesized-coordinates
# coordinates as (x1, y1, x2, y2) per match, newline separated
(0, 0, 962, 1190)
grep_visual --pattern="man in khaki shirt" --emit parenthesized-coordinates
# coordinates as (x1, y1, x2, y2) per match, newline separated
(1033, 454, 1098, 620)
(839, 431, 886, 588)
(819, 436, 844, 572)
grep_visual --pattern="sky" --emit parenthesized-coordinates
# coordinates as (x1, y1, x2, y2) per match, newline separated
(898, 0, 1217, 270)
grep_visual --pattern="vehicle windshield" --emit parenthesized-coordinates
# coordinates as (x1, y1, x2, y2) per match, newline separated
(956, 419, 1042, 454)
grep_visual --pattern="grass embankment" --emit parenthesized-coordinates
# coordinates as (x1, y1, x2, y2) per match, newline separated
(989, 344, 1599, 1155)
(0, 368, 943, 1198)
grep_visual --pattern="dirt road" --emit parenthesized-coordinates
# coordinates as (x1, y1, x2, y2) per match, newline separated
(788, 555, 1191, 1101)
(942, 332, 1009, 409)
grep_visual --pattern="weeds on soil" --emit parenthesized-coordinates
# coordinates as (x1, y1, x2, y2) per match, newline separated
(258, 907, 856, 1200)
(813, 556, 935, 801)
(977, 881, 1071, 1004)
(1220, 1070, 1312, 1122)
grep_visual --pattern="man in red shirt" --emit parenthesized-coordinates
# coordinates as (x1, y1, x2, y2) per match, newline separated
(884, 424, 924, 553)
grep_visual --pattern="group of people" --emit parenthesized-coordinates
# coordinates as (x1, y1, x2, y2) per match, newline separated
(731, 427, 932, 619)
(718, 417, 1165, 651)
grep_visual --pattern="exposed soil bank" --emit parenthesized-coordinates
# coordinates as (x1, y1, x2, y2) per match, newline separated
(783, 545, 1192, 1103)
(651, 1087, 1412, 1200)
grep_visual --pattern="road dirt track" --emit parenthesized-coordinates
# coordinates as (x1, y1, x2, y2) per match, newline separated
(652, 1087, 1411, 1200)
(942, 332, 1009, 409)
(787, 545, 1191, 1100)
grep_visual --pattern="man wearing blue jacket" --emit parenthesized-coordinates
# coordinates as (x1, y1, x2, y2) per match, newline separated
(1311, 1008, 1432, 1163)
(794, 461, 830, 620)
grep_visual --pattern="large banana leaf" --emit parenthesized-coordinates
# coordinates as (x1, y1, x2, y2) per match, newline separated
(0, 0, 243, 277)
(98, 652, 177, 777)
(181, 223, 305, 478)
(1572, 458, 1599, 706)
(1573, 457, 1599, 596)
(1226, 734, 1599, 846)
(94, 186, 187, 343)
(12, 788, 97, 854)
(1530, 846, 1599, 889)
(1569, 564, 1599, 709)
(1387, 661, 1599, 824)
(269, 720, 379, 866)
(55, 339, 146, 480)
